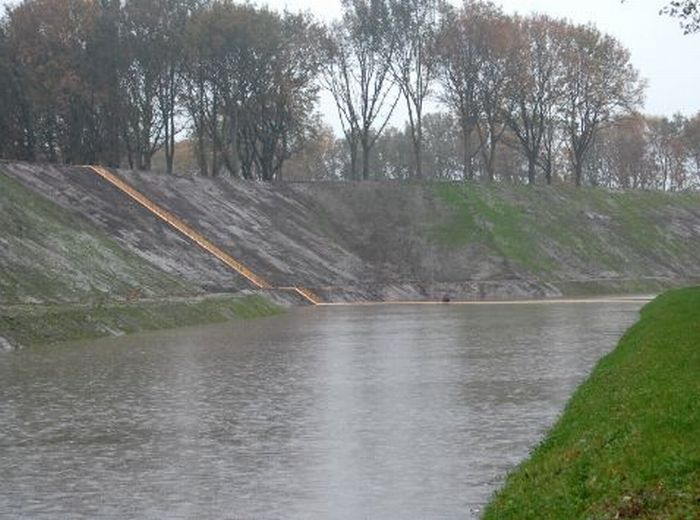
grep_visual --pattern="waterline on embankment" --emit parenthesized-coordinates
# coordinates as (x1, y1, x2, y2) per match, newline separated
(317, 295, 654, 307)
(0, 294, 283, 350)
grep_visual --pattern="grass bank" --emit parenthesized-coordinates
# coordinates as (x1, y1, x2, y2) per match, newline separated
(0, 294, 282, 349)
(484, 287, 700, 519)
(434, 183, 700, 292)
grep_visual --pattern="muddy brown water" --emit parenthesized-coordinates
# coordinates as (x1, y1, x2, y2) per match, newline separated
(0, 302, 643, 519)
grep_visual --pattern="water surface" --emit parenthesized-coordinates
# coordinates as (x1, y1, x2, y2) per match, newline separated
(0, 302, 643, 519)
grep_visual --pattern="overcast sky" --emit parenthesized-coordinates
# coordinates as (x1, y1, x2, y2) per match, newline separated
(2, 0, 698, 132)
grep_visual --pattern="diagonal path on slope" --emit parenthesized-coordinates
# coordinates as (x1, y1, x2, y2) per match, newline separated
(84, 165, 322, 305)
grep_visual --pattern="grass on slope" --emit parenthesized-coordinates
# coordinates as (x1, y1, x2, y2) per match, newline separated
(0, 295, 282, 348)
(484, 287, 700, 519)
(0, 171, 198, 304)
(434, 183, 700, 281)
(434, 182, 547, 272)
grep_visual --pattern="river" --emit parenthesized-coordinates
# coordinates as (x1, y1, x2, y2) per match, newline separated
(0, 301, 644, 519)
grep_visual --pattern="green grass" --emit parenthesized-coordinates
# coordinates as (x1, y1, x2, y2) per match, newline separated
(484, 287, 700, 519)
(0, 295, 283, 348)
(434, 182, 551, 272)
(434, 183, 700, 286)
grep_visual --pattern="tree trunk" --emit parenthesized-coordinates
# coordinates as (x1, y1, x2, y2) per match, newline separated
(226, 109, 240, 178)
(486, 146, 496, 182)
(480, 130, 497, 182)
(574, 158, 583, 187)
(196, 113, 208, 176)
(348, 135, 359, 180)
(165, 69, 176, 175)
(462, 125, 473, 181)
(527, 154, 537, 185)
(460, 109, 477, 181)
(361, 132, 371, 181)
(415, 112, 423, 179)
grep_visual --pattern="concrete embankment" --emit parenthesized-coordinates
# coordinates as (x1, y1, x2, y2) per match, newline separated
(0, 295, 282, 350)
(2, 160, 700, 346)
(0, 164, 293, 348)
(3, 161, 700, 306)
(483, 287, 700, 519)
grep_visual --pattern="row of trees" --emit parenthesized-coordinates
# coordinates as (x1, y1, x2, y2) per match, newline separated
(0, 0, 322, 179)
(323, 0, 645, 186)
(284, 112, 700, 191)
(588, 113, 700, 191)
(0, 0, 697, 189)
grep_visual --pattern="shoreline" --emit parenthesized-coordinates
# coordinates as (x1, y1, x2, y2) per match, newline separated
(483, 287, 700, 519)
(317, 295, 654, 307)
(0, 294, 284, 351)
(1, 291, 654, 351)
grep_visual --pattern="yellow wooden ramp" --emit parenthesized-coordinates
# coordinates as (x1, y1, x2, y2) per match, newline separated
(84, 165, 322, 305)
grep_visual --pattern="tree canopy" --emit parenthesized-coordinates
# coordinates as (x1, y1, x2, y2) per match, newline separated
(664, 1, 700, 32)
(0, 0, 697, 190)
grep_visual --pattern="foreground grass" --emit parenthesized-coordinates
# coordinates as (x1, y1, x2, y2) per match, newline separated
(484, 287, 700, 519)
(0, 294, 282, 348)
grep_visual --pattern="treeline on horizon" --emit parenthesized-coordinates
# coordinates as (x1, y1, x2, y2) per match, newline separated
(0, 0, 699, 190)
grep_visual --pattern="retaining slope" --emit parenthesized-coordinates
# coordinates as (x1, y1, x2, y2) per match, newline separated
(85, 165, 322, 305)
(2, 160, 700, 303)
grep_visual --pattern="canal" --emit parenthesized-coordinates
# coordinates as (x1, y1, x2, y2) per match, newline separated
(0, 301, 643, 519)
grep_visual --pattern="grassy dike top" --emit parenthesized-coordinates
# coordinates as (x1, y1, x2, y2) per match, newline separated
(484, 287, 700, 519)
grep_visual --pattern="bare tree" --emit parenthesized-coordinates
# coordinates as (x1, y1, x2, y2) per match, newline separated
(503, 15, 565, 185)
(559, 23, 645, 186)
(183, 5, 321, 180)
(474, 12, 514, 182)
(321, 0, 398, 180)
(155, 0, 198, 175)
(436, 2, 480, 180)
(387, 0, 444, 179)
(320, 22, 361, 180)
(121, 0, 167, 171)
(436, 0, 511, 181)
(244, 12, 323, 181)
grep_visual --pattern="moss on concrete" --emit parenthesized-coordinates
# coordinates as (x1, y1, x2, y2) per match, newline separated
(434, 183, 700, 287)
(0, 295, 283, 349)
(0, 172, 199, 304)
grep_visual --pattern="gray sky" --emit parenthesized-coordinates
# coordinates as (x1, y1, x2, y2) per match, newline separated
(2, 0, 698, 132)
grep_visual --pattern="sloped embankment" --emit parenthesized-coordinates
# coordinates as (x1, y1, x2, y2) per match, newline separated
(0, 164, 286, 348)
(0, 170, 200, 304)
(0, 295, 281, 350)
(2, 160, 700, 306)
(483, 287, 700, 519)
